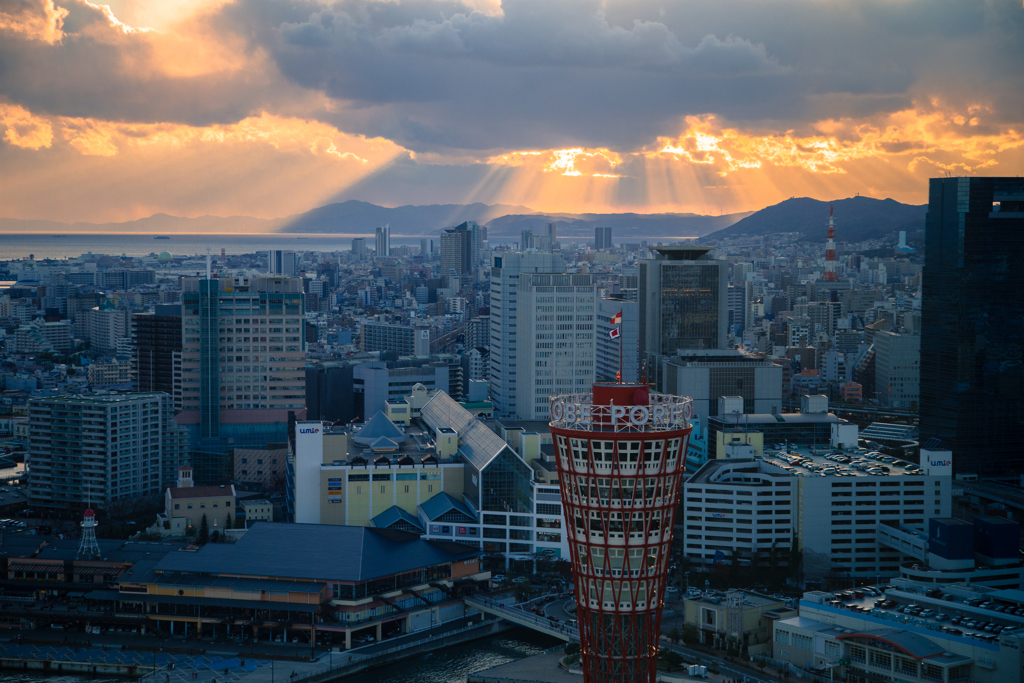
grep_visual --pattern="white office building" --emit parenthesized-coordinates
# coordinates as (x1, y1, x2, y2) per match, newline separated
(515, 272, 595, 420)
(488, 252, 565, 419)
(683, 450, 951, 579)
(682, 458, 797, 566)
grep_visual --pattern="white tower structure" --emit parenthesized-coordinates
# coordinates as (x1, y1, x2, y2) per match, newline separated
(78, 508, 101, 558)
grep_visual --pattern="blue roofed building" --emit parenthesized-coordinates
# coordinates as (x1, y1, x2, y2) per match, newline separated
(84, 522, 488, 649)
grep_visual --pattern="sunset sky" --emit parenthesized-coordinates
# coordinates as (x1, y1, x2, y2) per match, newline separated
(1, 0, 1023, 223)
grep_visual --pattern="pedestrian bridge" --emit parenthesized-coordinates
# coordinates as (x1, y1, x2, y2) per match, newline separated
(464, 596, 578, 642)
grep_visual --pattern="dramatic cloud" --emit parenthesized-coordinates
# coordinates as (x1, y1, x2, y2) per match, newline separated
(0, 0, 1022, 221)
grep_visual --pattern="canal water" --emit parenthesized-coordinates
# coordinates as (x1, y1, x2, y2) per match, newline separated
(0, 629, 560, 683)
(346, 629, 560, 683)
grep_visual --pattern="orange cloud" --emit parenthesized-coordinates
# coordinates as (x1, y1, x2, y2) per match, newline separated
(0, 104, 54, 150)
(0, 106, 409, 222)
(650, 106, 1024, 176)
(35, 111, 401, 163)
(0, 0, 68, 44)
(489, 147, 623, 177)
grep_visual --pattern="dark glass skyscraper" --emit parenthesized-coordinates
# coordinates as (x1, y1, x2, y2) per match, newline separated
(638, 246, 727, 389)
(920, 177, 1024, 477)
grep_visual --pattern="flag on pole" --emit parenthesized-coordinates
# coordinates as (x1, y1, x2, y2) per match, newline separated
(610, 311, 622, 325)
(609, 327, 621, 340)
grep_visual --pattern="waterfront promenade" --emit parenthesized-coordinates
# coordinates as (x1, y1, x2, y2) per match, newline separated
(0, 614, 505, 683)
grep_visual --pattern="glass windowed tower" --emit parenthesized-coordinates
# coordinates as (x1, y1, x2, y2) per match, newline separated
(550, 383, 692, 683)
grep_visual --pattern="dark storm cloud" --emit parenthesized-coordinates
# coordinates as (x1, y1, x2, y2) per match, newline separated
(215, 0, 1024, 152)
(1, 0, 1021, 154)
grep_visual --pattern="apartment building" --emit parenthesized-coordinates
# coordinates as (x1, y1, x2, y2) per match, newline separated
(27, 393, 189, 510)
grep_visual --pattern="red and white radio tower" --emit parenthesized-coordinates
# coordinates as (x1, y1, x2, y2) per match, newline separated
(550, 383, 693, 683)
(821, 205, 839, 282)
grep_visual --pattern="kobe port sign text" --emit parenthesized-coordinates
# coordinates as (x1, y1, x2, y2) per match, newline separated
(550, 398, 691, 428)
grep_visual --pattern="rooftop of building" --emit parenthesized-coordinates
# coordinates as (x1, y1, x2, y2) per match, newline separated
(495, 419, 553, 435)
(686, 458, 795, 486)
(801, 583, 1024, 644)
(153, 522, 480, 583)
(688, 589, 786, 609)
(760, 445, 924, 478)
(711, 412, 841, 426)
(652, 246, 714, 261)
(168, 484, 236, 500)
(28, 392, 170, 405)
(421, 392, 509, 472)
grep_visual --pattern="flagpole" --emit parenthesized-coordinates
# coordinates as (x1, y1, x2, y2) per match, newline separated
(618, 322, 623, 383)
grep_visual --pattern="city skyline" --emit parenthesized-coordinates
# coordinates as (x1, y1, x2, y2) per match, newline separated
(1, 0, 1023, 223)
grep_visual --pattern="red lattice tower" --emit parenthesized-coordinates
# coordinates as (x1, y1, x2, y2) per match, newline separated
(822, 205, 839, 282)
(550, 383, 693, 683)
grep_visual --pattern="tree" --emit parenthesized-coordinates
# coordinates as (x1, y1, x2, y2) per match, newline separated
(682, 624, 700, 646)
(225, 514, 233, 532)
(197, 514, 209, 545)
(669, 627, 681, 645)
(659, 650, 684, 671)
(565, 642, 580, 656)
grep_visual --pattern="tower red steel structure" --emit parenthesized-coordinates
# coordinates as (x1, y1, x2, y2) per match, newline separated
(822, 205, 839, 282)
(550, 383, 693, 683)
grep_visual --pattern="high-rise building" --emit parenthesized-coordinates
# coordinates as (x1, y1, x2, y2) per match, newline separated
(489, 252, 566, 418)
(180, 275, 306, 484)
(374, 225, 390, 258)
(545, 221, 558, 251)
(920, 177, 1024, 477)
(873, 330, 920, 408)
(595, 226, 613, 250)
(267, 250, 297, 276)
(27, 393, 189, 510)
(550, 383, 693, 683)
(87, 299, 129, 354)
(596, 299, 638, 383)
(134, 304, 182, 396)
(726, 282, 752, 336)
(351, 238, 367, 260)
(638, 246, 728, 378)
(467, 221, 487, 266)
(516, 273, 595, 419)
(521, 230, 535, 250)
(440, 223, 473, 278)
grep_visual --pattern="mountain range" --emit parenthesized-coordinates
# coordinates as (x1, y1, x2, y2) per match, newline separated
(0, 196, 924, 244)
(702, 196, 926, 243)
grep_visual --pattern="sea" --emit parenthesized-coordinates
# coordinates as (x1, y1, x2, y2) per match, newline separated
(0, 234, 429, 261)
(0, 631, 558, 683)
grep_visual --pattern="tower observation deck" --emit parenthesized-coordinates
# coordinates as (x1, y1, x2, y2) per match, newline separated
(549, 383, 693, 683)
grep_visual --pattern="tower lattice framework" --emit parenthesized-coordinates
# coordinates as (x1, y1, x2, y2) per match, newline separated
(78, 508, 100, 559)
(550, 383, 693, 683)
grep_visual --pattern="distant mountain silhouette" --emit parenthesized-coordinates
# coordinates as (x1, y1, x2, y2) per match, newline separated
(485, 211, 750, 242)
(0, 200, 749, 240)
(277, 200, 535, 234)
(703, 196, 926, 243)
(0, 196, 920, 243)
